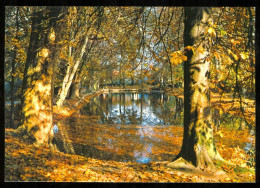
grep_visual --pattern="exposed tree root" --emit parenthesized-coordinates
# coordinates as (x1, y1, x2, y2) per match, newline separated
(167, 157, 196, 170)
(167, 157, 227, 180)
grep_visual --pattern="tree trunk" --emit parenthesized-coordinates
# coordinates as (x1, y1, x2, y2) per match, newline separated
(70, 78, 81, 98)
(93, 79, 99, 91)
(56, 35, 89, 107)
(131, 76, 134, 86)
(10, 7, 19, 129)
(20, 8, 42, 127)
(173, 7, 222, 170)
(10, 56, 15, 128)
(18, 7, 67, 146)
(69, 53, 88, 98)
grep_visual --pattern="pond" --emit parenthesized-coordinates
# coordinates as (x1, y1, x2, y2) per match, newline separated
(53, 92, 254, 164)
(80, 92, 184, 126)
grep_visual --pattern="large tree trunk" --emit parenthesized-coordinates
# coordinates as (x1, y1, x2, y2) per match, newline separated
(18, 7, 67, 146)
(20, 8, 42, 127)
(172, 7, 222, 171)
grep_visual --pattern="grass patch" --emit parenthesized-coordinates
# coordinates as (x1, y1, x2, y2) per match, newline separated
(234, 166, 254, 174)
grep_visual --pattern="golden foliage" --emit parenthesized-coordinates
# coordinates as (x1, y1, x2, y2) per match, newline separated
(206, 27, 216, 37)
(39, 48, 50, 58)
(170, 51, 187, 66)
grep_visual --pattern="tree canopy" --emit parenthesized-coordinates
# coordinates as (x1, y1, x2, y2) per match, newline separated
(4, 6, 255, 181)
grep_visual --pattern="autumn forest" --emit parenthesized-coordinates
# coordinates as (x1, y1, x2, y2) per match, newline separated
(4, 6, 255, 182)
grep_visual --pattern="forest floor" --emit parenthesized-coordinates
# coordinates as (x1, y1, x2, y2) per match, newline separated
(5, 88, 256, 182)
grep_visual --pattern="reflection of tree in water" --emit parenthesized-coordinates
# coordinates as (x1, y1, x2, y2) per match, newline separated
(52, 93, 185, 163)
(77, 93, 183, 126)
(52, 92, 254, 164)
(149, 94, 183, 125)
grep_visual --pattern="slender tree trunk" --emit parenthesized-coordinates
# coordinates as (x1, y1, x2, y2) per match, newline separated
(18, 7, 67, 146)
(10, 55, 15, 128)
(122, 76, 125, 88)
(10, 7, 19, 128)
(69, 52, 89, 98)
(131, 76, 134, 86)
(170, 63, 174, 88)
(173, 7, 222, 171)
(93, 79, 99, 91)
(70, 75, 81, 98)
(56, 36, 89, 107)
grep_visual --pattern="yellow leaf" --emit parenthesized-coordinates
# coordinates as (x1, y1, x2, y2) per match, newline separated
(197, 46, 205, 53)
(207, 27, 216, 37)
(48, 28, 56, 42)
(233, 54, 239, 60)
(228, 50, 239, 60)
(185, 46, 194, 52)
(216, 130, 223, 138)
(213, 52, 221, 60)
(231, 39, 240, 46)
(39, 48, 49, 58)
(170, 57, 175, 65)
(240, 52, 249, 60)
(177, 57, 182, 64)
(170, 51, 187, 65)
(181, 55, 187, 61)
(170, 52, 177, 58)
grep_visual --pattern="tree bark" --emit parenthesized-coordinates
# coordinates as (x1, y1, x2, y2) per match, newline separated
(10, 7, 19, 129)
(18, 7, 67, 146)
(69, 54, 88, 98)
(20, 8, 42, 127)
(173, 7, 222, 170)
(69, 76, 81, 98)
(56, 35, 89, 107)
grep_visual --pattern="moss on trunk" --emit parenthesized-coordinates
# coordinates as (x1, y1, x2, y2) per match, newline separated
(171, 7, 223, 171)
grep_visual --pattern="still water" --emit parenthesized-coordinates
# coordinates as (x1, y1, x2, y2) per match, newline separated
(54, 92, 254, 163)
(80, 93, 183, 126)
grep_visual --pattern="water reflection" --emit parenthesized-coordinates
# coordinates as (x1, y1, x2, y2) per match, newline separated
(53, 93, 183, 163)
(53, 92, 254, 164)
(80, 93, 183, 126)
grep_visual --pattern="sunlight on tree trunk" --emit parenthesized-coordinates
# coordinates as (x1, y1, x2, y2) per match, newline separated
(18, 7, 67, 146)
(56, 36, 89, 107)
(69, 61, 85, 99)
(169, 7, 223, 172)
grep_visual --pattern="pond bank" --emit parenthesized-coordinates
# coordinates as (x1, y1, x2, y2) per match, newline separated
(53, 89, 104, 124)
(103, 88, 165, 93)
(4, 88, 255, 182)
